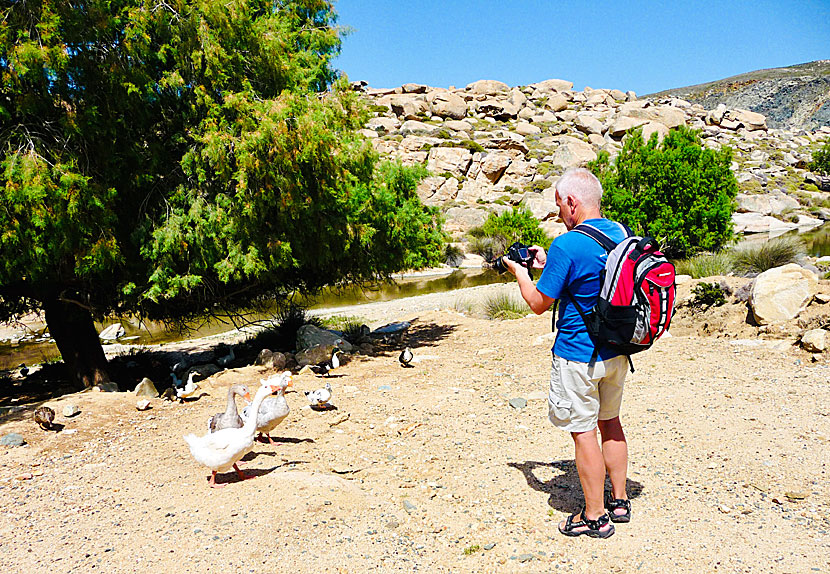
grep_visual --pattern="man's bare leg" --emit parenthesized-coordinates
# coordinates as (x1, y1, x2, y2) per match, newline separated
(598, 416, 628, 517)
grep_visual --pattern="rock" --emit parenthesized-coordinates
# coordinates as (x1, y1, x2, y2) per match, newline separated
(750, 264, 819, 324)
(63, 404, 80, 417)
(399, 120, 440, 136)
(466, 79, 510, 95)
(728, 109, 767, 131)
(622, 105, 686, 129)
(135, 399, 151, 411)
(1, 433, 25, 447)
(95, 381, 120, 392)
(550, 137, 597, 169)
(296, 324, 354, 352)
(430, 92, 467, 120)
(478, 152, 512, 183)
(401, 83, 427, 94)
(403, 500, 417, 514)
(675, 274, 693, 285)
(366, 116, 399, 132)
(801, 329, 827, 352)
(443, 119, 473, 133)
(426, 147, 472, 178)
(574, 113, 603, 135)
(731, 212, 798, 234)
(134, 378, 158, 398)
(255, 349, 287, 369)
(608, 116, 649, 138)
(99, 323, 125, 341)
(484, 542, 496, 550)
(517, 553, 534, 563)
(388, 95, 428, 120)
(531, 78, 574, 92)
(295, 343, 338, 367)
(526, 390, 547, 401)
(516, 121, 541, 136)
(544, 93, 569, 113)
(641, 121, 670, 143)
(508, 397, 527, 410)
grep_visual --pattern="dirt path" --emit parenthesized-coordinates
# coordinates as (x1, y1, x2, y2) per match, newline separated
(0, 283, 828, 573)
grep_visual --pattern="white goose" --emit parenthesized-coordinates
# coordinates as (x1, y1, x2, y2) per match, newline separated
(176, 371, 202, 402)
(241, 372, 292, 444)
(184, 381, 279, 488)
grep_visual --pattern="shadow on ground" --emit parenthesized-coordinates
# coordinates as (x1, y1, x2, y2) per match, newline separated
(508, 459, 644, 513)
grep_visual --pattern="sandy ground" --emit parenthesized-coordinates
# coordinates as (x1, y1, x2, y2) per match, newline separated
(0, 281, 829, 573)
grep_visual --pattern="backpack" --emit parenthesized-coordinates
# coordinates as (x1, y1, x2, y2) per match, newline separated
(562, 223, 676, 371)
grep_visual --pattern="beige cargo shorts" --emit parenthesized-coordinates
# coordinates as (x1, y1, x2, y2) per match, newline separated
(548, 354, 628, 433)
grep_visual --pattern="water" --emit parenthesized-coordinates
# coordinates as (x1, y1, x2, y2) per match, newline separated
(0, 267, 511, 370)
(800, 222, 830, 257)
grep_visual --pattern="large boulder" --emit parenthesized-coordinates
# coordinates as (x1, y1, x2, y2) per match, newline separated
(550, 137, 597, 169)
(607, 116, 649, 138)
(366, 116, 400, 132)
(574, 113, 604, 135)
(466, 79, 510, 95)
(426, 147, 472, 178)
(430, 92, 467, 120)
(801, 329, 827, 352)
(736, 191, 800, 215)
(99, 323, 125, 341)
(296, 324, 354, 352)
(400, 120, 440, 136)
(731, 212, 798, 234)
(478, 152, 512, 183)
(727, 109, 767, 131)
(388, 95, 428, 120)
(621, 105, 686, 129)
(750, 264, 818, 324)
(531, 79, 574, 93)
(544, 93, 569, 112)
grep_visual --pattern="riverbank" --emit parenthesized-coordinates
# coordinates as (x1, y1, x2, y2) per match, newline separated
(0, 280, 827, 573)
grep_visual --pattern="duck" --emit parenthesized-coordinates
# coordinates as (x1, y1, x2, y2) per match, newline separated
(33, 406, 55, 430)
(19, 363, 29, 377)
(207, 384, 251, 433)
(305, 382, 333, 408)
(176, 371, 202, 402)
(309, 348, 340, 377)
(399, 347, 414, 367)
(184, 381, 280, 488)
(217, 346, 235, 367)
(241, 372, 293, 444)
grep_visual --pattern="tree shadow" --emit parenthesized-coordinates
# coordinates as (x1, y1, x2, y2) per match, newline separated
(507, 459, 644, 513)
(370, 319, 458, 358)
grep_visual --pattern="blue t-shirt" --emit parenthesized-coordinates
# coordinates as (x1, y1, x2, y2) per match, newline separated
(536, 218, 628, 362)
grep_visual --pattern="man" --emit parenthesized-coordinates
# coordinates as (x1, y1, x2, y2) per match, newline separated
(502, 167, 631, 539)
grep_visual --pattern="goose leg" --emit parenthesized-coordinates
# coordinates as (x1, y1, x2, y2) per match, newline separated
(233, 463, 249, 481)
(265, 434, 276, 445)
(208, 471, 226, 489)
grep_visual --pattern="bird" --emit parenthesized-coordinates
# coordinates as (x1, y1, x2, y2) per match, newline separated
(33, 406, 55, 430)
(309, 348, 340, 377)
(19, 363, 29, 377)
(399, 347, 414, 367)
(305, 382, 333, 408)
(241, 372, 293, 444)
(184, 381, 281, 488)
(217, 346, 235, 367)
(207, 384, 251, 433)
(176, 371, 202, 402)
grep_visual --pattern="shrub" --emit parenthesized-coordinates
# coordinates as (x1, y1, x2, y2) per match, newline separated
(444, 244, 465, 267)
(590, 126, 738, 258)
(674, 252, 734, 278)
(809, 141, 830, 175)
(483, 292, 529, 319)
(467, 234, 507, 261)
(730, 236, 804, 275)
(481, 207, 551, 248)
(690, 282, 726, 309)
(524, 179, 553, 193)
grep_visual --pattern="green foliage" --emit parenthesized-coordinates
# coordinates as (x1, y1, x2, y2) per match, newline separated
(466, 235, 506, 261)
(589, 126, 738, 258)
(483, 292, 529, 320)
(809, 141, 830, 175)
(0, 0, 445, 330)
(674, 252, 733, 278)
(730, 236, 804, 275)
(444, 244, 465, 267)
(481, 208, 550, 248)
(690, 282, 726, 309)
(524, 179, 552, 193)
(463, 545, 482, 556)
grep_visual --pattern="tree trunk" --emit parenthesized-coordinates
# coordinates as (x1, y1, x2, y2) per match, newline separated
(44, 298, 112, 390)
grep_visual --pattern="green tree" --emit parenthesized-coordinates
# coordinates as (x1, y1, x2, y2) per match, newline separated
(809, 141, 830, 175)
(481, 207, 551, 248)
(0, 0, 444, 389)
(589, 126, 738, 258)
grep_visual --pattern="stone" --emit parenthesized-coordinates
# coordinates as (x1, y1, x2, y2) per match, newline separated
(515, 121, 541, 136)
(640, 121, 670, 143)
(389, 95, 428, 120)
(403, 500, 417, 514)
(750, 264, 819, 324)
(63, 404, 80, 417)
(255, 349, 287, 369)
(531, 79, 574, 92)
(135, 399, 151, 411)
(0, 433, 25, 447)
(608, 116, 648, 138)
(399, 120, 440, 136)
(401, 83, 427, 94)
(443, 119, 473, 133)
(478, 152, 512, 183)
(369, 321, 411, 344)
(366, 116, 399, 132)
(574, 113, 603, 135)
(508, 397, 527, 410)
(96, 381, 120, 392)
(426, 147, 472, 178)
(295, 343, 338, 367)
(731, 213, 798, 234)
(99, 323, 125, 341)
(430, 92, 467, 120)
(544, 93, 569, 113)
(466, 79, 510, 95)
(801, 329, 827, 352)
(134, 378, 158, 398)
(296, 324, 354, 353)
(550, 137, 597, 169)
(622, 105, 686, 129)
(728, 108, 767, 131)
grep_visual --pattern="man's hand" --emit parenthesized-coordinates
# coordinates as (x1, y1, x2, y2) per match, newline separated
(528, 245, 547, 269)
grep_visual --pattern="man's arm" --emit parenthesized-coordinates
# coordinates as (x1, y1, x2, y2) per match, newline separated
(503, 257, 556, 315)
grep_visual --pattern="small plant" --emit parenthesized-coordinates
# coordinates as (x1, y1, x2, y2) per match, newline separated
(730, 236, 804, 275)
(444, 244, 465, 267)
(483, 293, 529, 320)
(463, 544, 482, 556)
(452, 297, 475, 314)
(809, 140, 830, 175)
(674, 252, 733, 278)
(467, 234, 507, 261)
(690, 282, 726, 309)
(524, 179, 552, 193)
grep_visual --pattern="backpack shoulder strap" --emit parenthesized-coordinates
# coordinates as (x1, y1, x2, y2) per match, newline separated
(572, 223, 618, 252)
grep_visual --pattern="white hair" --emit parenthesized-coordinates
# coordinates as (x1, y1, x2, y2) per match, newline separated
(555, 168, 603, 208)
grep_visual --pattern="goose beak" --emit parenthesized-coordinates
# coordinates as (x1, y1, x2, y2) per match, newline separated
(243, 392, 252, 401)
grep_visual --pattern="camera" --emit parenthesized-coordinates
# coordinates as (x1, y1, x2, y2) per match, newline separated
(489, 241, 536, 278)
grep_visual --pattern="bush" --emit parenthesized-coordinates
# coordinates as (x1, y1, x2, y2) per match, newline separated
(467, 234, 507, 261)
(731, 236, 803, 275)
(590, 126, 738, 258)
(690, 282, 726, 309)
(444, 244, 465, 267)
(809, 141, 830, 175)
(481, 207, 551, 249)
(674, 252, 733, 278)
(483, 292, 529, 319)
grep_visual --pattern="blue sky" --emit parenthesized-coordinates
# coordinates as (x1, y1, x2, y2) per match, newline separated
(332, 0, 830, 95)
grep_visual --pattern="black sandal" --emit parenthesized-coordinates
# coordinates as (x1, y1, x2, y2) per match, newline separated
(605, 494, 631, 523)
(558, 509, 615, 539)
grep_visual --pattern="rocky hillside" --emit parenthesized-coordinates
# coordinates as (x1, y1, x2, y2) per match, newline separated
(351, 76, 830, 241)
(649, 60, 830, 131)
